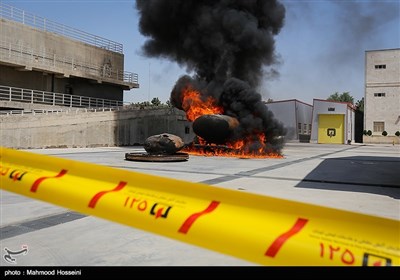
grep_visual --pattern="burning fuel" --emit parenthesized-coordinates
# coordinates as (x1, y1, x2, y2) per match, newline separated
(170, 77, 287, 157)
(136, 0, 287, 157)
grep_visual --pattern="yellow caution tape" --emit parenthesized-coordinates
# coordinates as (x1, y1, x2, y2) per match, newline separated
(0, 146, 399, 266)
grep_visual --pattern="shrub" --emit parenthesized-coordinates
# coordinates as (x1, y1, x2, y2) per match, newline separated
(367, 130, 372, 136)
(382, 131, 388, 136)
(395, 131, 400, 137)
(363, 130, 368, 135)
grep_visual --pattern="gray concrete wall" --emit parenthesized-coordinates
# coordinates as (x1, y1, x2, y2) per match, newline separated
(363, 135, 400, 145)
(0, 107, 195, 149)
(1, 18, 124, 79)
(0, 100, 69, 111)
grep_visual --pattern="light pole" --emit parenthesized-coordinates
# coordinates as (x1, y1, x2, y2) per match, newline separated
(148, 62, 151, 102)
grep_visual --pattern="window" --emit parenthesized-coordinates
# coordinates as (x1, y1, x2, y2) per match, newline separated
(374, 93, 386, 97)
(298, 123, 302, 134)
(373, 122, 385, 133)
(374, 64, 386, 69)
(303, 124, 307, 134)
(308, 124, 312, 134)
(185, 126, 190, 134)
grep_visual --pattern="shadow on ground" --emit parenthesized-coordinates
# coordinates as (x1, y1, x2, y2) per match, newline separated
(295, 156, 400, 199)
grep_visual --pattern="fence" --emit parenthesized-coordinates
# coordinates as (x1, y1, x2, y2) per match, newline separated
(0, 3, 123, 53)
(0, 39, 138, 85)
(0, 85, 124, 109)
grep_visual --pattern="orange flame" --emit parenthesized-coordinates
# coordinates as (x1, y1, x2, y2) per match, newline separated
(183, 132, 283, 159)
(179, 85, 283, 159)
(181, 86, 223, 121)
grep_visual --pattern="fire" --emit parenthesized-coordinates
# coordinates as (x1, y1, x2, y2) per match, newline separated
(183, 133, 283, 159)
(179, 84, 283, 159)
(181, 86, 223, 121)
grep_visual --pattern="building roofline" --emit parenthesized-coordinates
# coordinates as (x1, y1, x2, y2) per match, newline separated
(313, 98, 356, 111)
(365, 48, 400, 53)
(264, 98, 313, 107)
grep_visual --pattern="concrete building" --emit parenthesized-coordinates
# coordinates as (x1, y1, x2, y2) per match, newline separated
(310, 99, 355, 144)
(0, 3, 139, 107)
(364, 48, 400, 144)
(265, 99, 313, 142)
(0, 4, 199, 150)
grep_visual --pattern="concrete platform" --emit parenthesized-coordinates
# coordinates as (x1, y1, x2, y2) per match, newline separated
(1, 142, 399, 266)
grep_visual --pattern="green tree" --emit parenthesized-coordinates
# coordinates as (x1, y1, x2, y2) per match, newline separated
(151, 97, 161, 106)
(355, 97, 364, 112)
(327, 92, 340, 101)
(327, 92, 354, 104)
(140, 101, 151, 106)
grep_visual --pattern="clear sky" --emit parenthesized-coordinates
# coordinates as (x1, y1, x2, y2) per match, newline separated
(2, 0, 399, 105)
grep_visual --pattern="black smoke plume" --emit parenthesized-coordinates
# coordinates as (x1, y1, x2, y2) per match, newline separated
(136, 0, 287, 155)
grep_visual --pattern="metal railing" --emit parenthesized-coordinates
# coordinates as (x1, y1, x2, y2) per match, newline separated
(0, 85, 124, 108)
(0, 3, 123, 53)
(0, 107, 120, 116)
(0, 39, 138, 85)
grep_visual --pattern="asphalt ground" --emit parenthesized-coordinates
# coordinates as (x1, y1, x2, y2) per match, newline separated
(0, 142, 399, 267)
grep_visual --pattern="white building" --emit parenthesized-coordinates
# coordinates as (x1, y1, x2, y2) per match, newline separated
(265, 99, 313, 142)
(364, 48, 400, 144)
(310, 99, 355, 144)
